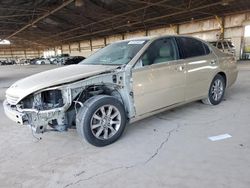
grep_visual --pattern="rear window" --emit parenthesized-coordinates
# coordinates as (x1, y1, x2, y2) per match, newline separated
(228, 42, 234, 48)
(223, 41, 234, 48)
(217, 42, 223, 49)
(176, 37, 209, 59)
(210, 41, 234, 49)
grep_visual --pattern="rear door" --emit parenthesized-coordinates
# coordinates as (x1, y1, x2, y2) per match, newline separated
(175, 37, 217, 100)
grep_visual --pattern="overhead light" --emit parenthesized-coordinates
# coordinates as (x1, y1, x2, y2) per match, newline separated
(0, 39, 10, 45)
(75, 0, 84, 7)
(127, 20, 132, 27)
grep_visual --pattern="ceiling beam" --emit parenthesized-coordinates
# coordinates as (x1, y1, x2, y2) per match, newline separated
(0, 13, 42, 19)
(60, 1, 223, 43)
(11, 36, 50, 47)
(1, 0, 74, 41)
(38, 0, 172, 41)
(0, 7, 44, 13)
(128, 0, 214, 16)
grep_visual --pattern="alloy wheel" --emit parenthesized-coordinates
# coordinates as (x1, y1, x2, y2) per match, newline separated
(90, 105, 121, 140)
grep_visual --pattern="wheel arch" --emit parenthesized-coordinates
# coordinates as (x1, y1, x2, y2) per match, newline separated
(66, 84, 126, 127)
(72, 84, 125, 107)
(217, 71, 227, 87)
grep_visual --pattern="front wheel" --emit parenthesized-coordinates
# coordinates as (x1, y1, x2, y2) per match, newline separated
(202, 74, 225, 105)
(76, 95, 127, 147)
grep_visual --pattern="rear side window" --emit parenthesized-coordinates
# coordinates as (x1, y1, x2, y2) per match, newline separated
(223, 41, 234, 49)
(203, 43, 210, 54)
(176, 37, 209, 59)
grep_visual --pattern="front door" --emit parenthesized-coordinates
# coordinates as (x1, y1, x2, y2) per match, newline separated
(132, 37, 186, 116)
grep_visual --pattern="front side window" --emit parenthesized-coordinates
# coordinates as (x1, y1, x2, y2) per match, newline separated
(80, 40, 148, 65)
(140, 38, 178, 66)
(176, 37, 208, 58)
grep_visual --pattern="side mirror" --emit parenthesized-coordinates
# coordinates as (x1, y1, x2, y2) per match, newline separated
(133, 59, 143, 69)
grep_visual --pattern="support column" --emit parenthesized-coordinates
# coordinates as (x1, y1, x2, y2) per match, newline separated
(78, 42, 81, 52)
(170, 24, 179, 34)
(24, 49, 27, 59)
(61, 45, 63, 54)
(104, 37, 107, 46)
(10, 46, 13, 58)
(215, 15, 225, 39)
(176, 24, 179, 35)
(90, 39, 93, 51)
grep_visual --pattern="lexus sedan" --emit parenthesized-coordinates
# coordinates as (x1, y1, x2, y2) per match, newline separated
(3, 35, 238, 146)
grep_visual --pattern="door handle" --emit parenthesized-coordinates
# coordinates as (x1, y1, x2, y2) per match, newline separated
(175, 66, 184, 72)
(210, 60, 216, 65)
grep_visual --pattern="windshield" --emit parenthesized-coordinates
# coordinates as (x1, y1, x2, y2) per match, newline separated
(80, 39, 148, 65)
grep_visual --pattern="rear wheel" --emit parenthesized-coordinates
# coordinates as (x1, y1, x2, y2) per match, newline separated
(76, 95, 126, 147)
(41, 61, 45, 65)
(202, 74, 225, 105)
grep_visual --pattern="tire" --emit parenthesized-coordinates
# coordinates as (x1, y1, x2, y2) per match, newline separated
(41, 61, 45, 65)
(202, 74, 225, 105)
(76, 95, 127, 147)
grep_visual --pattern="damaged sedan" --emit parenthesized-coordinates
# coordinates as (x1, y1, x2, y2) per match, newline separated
(3, 35, 238, 146)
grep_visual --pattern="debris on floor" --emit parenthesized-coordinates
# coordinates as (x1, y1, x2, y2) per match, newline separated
(208, 134, 232, 141)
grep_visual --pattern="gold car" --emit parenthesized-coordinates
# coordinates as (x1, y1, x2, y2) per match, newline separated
(4, 35, 238, 146)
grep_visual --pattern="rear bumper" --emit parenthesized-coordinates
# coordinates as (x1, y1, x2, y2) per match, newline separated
(227, 68, 238, 88)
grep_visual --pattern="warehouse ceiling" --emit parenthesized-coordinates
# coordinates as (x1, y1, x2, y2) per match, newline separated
(0, 0, 250, 50)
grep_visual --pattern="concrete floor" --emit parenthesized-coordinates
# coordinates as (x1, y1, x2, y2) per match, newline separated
(0, 63, 250, 188)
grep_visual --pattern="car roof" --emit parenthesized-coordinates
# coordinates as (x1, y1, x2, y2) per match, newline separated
(121, 35, 179, 42)
(208, 40, 232, 42)
(115, 34, 207, 43)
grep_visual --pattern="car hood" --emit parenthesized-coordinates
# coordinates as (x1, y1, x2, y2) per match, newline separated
(6, 64, 118, 104)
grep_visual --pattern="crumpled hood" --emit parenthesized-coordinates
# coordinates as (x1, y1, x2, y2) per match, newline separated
(6, 64, 117, 104)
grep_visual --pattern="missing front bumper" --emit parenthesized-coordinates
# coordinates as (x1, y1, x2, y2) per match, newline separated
(3, 100, 68, 133)
(3, 100, 43, 133)
(3, 100, 27, 125)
